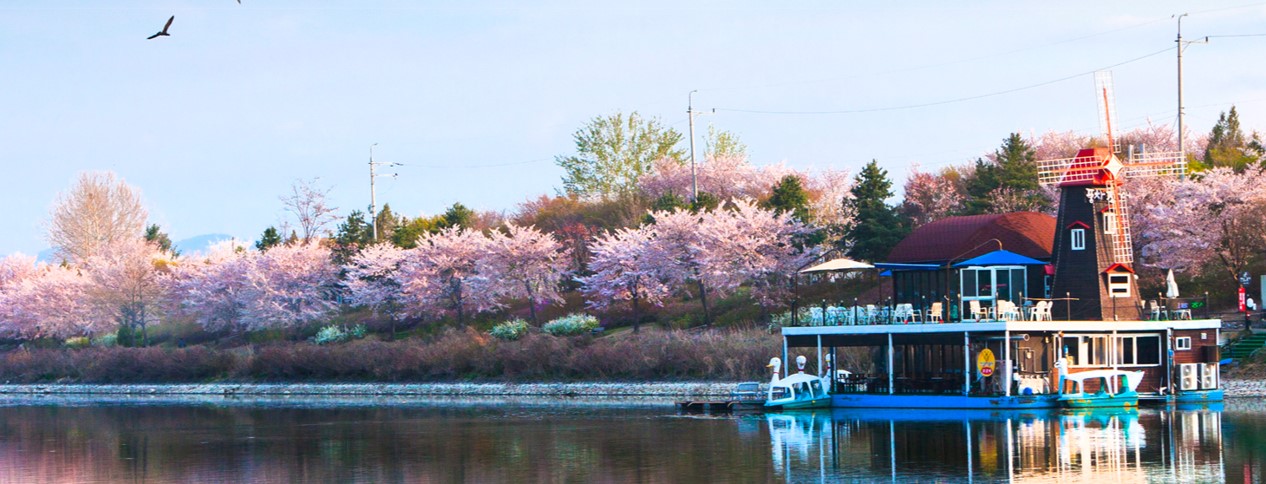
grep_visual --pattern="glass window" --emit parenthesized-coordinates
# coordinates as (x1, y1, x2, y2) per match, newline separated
(1108, 274, 1131, 298)
(1103, 211, 1117, 234)
(1071, 229, 1085, 251)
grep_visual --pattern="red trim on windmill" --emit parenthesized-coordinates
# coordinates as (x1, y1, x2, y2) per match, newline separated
(1102, 263, 1134, 274)
(1065, 221, 1090, 230)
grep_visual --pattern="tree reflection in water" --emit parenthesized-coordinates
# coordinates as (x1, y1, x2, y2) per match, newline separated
(0, 397, 1260, 482)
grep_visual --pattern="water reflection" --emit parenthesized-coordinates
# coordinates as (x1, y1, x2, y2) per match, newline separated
(0, 395, 1260, 482)
(766, 406, 1233, 482)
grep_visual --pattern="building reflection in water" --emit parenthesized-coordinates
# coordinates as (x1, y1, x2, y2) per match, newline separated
(764, 406, 1227, 482)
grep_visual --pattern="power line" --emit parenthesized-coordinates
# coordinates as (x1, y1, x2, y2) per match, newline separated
(715, 46, 1176, 116)
(395, 157, 554, 170)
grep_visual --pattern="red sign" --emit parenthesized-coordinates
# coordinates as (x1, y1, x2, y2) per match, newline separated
(1240, 286, 1247, 312)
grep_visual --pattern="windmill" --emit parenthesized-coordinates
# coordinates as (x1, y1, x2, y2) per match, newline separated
(1037, 71, 1187, 320)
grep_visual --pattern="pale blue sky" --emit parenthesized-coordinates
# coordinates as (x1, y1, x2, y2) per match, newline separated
(2, 1, 1264, 255)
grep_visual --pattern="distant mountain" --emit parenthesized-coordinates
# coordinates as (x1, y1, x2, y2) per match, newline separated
(32, 233, 237, 263)
(173, 234, 235, 255)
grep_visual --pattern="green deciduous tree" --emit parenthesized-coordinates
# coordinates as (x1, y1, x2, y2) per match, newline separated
(704, 125, 747, 159)
(556, 111, 685, 199)
(843, 160, 908, 262)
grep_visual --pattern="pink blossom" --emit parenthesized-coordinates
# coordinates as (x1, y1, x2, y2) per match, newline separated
(481, 224, 571, 323)
(393, 227, 498, 323)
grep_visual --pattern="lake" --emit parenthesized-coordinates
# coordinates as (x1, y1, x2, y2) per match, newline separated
(0, 395, 1260, 482)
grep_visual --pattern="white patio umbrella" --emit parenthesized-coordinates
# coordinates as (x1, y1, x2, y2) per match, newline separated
(799, 258, 874, 273)
(1165, 269, 1179, 299)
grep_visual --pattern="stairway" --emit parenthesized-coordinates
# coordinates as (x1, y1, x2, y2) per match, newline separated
(1225, 333, 1266, 360)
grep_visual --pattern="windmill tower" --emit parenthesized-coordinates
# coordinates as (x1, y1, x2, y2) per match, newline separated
(1037, 72, 1187, 320)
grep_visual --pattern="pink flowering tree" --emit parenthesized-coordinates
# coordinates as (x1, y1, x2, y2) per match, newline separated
(393, 227, 498, 325)
(804, 168, 854, 242)
(706, 199, 817, 318)
(639, 154, 796, 201)
(241, 242, 340, 330)
(83, 238, 171, 345)
(165, 240, 254, 333)
(900, 165, 965, 228)
(0, 262, 98, 340)
(482, 224, 571, 324)
(581, 225, 671, 331)
(344, 243, 408, 323)
(1135, 167, 1266, 285)
(645, 208, 746, 325)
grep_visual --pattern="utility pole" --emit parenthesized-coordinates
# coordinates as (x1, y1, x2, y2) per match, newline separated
(368, 143, 399, 242)
(688, 90, 699, 203)
(686, 90, 715, 204)
(1177, 13, 1188, 162)
(1176, 13, 1209, 163)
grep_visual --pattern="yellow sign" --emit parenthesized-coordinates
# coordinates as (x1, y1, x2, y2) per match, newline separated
(977, 348, 996, 377)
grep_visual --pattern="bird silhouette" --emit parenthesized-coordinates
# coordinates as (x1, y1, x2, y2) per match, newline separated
(147, 16, 174, 40)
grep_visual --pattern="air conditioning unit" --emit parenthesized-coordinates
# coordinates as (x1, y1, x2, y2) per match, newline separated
(1200, 362, 1219, 390)
(1179, 363, 1199, 391)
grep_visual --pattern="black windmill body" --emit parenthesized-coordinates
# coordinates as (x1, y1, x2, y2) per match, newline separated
(1038, 72, 1186, 321)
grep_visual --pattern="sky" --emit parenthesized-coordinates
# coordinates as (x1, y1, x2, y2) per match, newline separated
(2, 1, 1265, 256)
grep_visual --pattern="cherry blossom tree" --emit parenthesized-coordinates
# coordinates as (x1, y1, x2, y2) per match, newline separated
(639, 154, 796, 202)
(165, 240, 254, 333)
(83, 238, 171, 345)
(1135, 167, 1266, 285)
(582, 225, 670, 331)
(482, 224, 571, 324)
(900, 165, 965, 228)
(703, 199, 816, 317)
(804, 168, 854, 241)
(645, 207, 751, 325)
(393, 227, 497, 324)
(344, 243, 408, 336)
(167, 240, 337, 333)
(241, 242, 340, 329)
(0, 262, 97, 340)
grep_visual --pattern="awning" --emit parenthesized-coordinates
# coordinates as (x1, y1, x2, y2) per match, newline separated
(873, 262, 941, 271)
(799, 257, 875, 273)
(952, 249, 1046, 268)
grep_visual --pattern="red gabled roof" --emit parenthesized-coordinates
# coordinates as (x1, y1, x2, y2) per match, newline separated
(886, 212, 1056, 264)
(1103, 263, 1134, 274)
(1065, 221, 1090, 230)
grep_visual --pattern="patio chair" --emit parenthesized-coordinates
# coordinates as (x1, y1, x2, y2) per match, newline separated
(926, 302, 943, 323)
(996, 300, 1021, 321)
(1147, 300, 1168, 320)
(1030, 301, 1052, 321)
(968, 300, 991, 320)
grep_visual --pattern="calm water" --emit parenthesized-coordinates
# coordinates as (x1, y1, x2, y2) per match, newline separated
(0, 395, 1261, 483)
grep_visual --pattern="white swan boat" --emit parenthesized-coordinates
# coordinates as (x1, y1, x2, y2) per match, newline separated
(764, 356, 832, 410)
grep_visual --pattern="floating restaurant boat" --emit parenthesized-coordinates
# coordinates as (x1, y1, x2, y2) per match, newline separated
(779, 142, 1224, 409)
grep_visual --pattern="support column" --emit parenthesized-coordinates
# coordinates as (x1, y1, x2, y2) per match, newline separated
(783, 336, 789, 377)
(817, 335, 823, 378)
(964, 332, 971, 396)
(888, 333, 895, 395)
(1004, 329, 1011, 397)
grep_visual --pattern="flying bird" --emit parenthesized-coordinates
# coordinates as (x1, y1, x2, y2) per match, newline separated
(147, 16, 174, 40)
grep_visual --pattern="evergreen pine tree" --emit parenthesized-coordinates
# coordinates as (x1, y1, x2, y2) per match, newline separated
(763, 175, 811, 222)
(843, 160, 908, 262)
(964, 133, 1048, 214)
(255, 226, 282, 252)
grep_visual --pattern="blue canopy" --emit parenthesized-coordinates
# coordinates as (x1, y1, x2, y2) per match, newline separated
(952, 249, 1045, 267)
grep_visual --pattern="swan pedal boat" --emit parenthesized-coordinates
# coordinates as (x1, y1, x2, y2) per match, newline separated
(1057, 369, 1144, 409)
(764, 372, 831, 410)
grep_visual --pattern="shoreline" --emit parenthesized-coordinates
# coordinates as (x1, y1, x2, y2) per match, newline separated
(0, 376, 1263, 398)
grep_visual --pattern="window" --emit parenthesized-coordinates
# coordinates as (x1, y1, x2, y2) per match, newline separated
(1066, 335, 1110, 367)
(1114, 335, 1161, 366)
(1175, 337, 1192, 350)
(1108, 273, 1131, 298)
(1103, 211, 1117, 234)
(1071, 229, 1085, 251)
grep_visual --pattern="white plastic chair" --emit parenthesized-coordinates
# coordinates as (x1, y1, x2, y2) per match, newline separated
(927, 302, 943, 323)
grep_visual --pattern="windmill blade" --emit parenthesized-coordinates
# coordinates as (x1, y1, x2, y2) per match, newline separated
(1122, 151, 1187, 178)
(1095, 71, 1118, 153)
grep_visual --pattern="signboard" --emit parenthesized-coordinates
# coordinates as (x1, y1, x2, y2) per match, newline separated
(1240, 286, 1247, 313)
(977, 348, 996, 378)
(1242, 271, 1252, 287)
